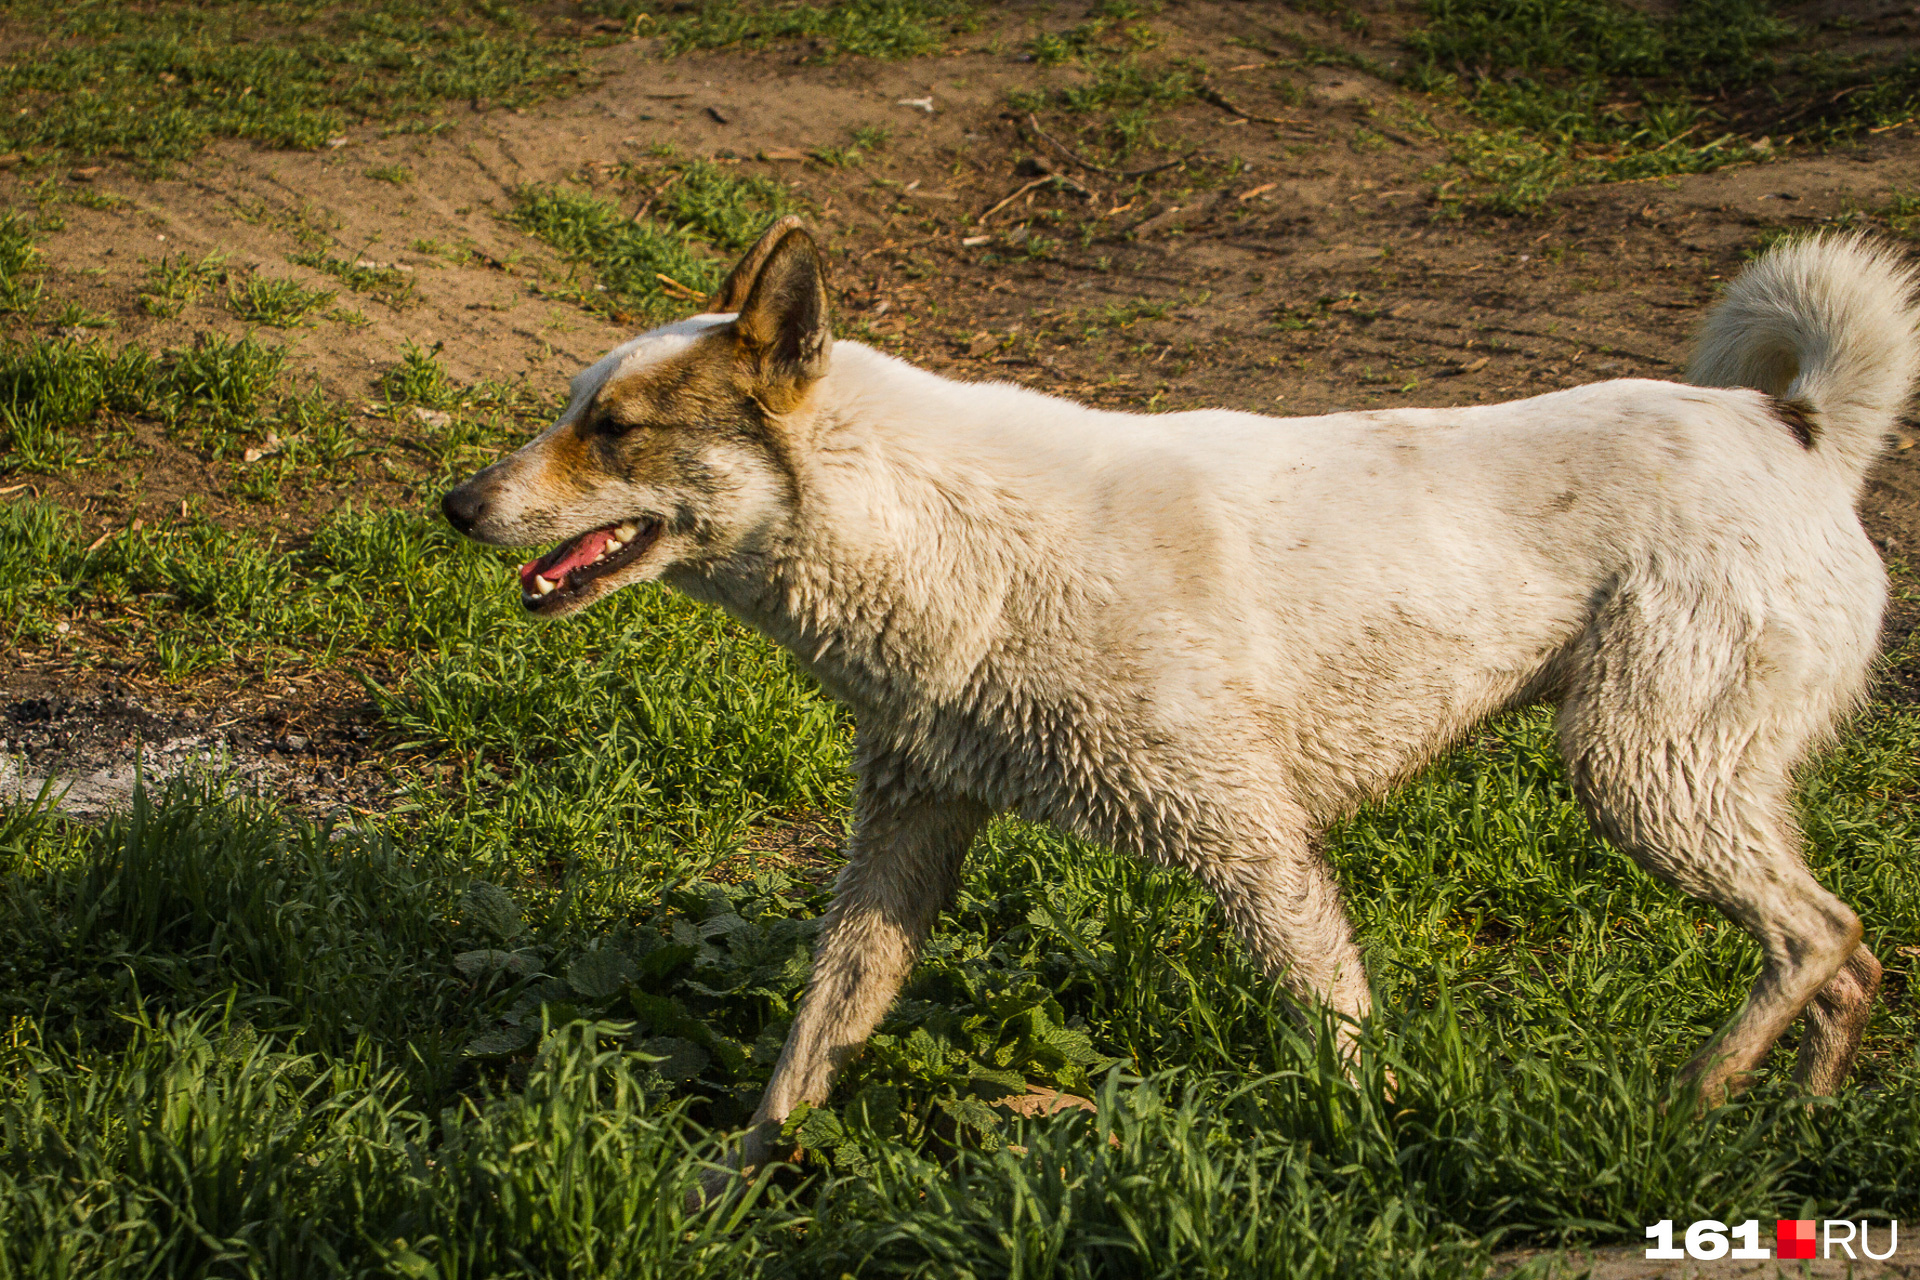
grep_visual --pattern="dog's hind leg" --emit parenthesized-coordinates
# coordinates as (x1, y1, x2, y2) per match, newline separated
(733, 782, 988, 1177)
(1795, 942, 1882, 1095)
(1558, 610, 1871, 1105)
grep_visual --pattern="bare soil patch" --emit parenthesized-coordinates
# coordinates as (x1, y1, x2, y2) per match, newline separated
(0, 663, 395, 819)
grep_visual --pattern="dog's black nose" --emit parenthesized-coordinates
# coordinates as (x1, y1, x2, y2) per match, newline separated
(442, 486, 486, 535)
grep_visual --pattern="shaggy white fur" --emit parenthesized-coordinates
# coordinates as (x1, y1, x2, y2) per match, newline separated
(444, 229, 1918, 1189)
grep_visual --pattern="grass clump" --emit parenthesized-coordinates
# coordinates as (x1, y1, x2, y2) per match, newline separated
(0, 338, 153, 471)
(138, 250, 228, 318)
(589, 0, 983, 60)
(814, 126, 891, 169)
(1401, 0, 1920, 211)
(380, 339, 462, 409)
(509, 185, 715, 320)
(287, 249, 416, 305)
(0, 332, 292, 472)
(1405, 0, 1795, 213)
(49, 299, 113, 330)
(648, 159, 798, 250)
(509, 161, 794, 321)
(156, 332, 289, 445)
(226, 273, 336, 327)
(1813, 56, 1920, 138)
(0, 209, 46, 315)
(0, 1, 596, 166)
(1010, 5, 1205, 160)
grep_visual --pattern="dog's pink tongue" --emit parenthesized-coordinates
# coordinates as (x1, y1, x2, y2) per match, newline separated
(518, 527, 614, 591)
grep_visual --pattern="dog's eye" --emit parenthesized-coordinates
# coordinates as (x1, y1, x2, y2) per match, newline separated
(591, 413, 641, 438)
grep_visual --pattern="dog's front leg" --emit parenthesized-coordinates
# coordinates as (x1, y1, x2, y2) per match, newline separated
(720, 779, 988, 1192)
(1192, 819, 1374, 1055)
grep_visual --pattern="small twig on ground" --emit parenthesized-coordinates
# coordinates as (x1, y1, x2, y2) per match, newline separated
(861, 234, 941, 260)
(977, 172, 1099, 223)
(1049, 172, 1099, 201)
(980, 176, 1056, 223)
(1023, 114, 1200, 178)
(1196, 86, 1308, 127)
(1648, 123, 1703, 153)
(631, 171, 680, 221)
(654, 272, 703, 301)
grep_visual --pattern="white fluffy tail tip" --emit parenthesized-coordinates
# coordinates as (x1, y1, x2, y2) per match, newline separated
(1690, 232, 1920, 483)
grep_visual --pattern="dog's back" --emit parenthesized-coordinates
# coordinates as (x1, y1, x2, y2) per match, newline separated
(795, 240, 1907, 824)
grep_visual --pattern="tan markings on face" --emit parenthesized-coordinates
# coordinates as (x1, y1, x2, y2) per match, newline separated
(530, 326, 803, 506)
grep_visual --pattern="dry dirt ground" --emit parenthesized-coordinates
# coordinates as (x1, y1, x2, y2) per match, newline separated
(4, 0, 1920, 817)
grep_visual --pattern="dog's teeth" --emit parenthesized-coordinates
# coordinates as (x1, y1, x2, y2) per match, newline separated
(534, 574, 557, 596)
(615, 521, 640, 540)
(604, 536, 624, 553)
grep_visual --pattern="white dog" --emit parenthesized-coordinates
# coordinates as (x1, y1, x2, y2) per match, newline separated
(444, 222, 1916, 1180)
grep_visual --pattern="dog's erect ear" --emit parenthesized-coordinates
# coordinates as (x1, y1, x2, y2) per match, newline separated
(708, 214, 807, 314)
(734, 227, 831, 400)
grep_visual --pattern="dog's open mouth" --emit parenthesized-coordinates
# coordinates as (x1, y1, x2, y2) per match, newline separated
(518, 519, 662, 610)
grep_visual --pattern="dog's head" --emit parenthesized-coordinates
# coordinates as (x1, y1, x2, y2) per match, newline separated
(441, 216, 830, 616)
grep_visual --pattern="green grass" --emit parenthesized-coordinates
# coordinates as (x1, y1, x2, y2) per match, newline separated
(227, 273, 337, 327)
(0, 332, 298, 471)
(1402, 0, 1920, 213)
(1010, 5, 1206, 160)
(0, 314, 532, 499)
(0, 1003, 786, 1279)
(508, 161, 795, 321)
(287, 249, 416, 306)
(1404, 0, 1794, 213)
(48, 299, 111, 331)
(0, 337, 150, 471)
(139, 250, 229, 319)
(0, 0, 976, 172)
(588, 0, 984, 60)
(0, 0, 595, 167)
(1815, 56, 1920, 138)
(1408, 0, 1792, 87)
(2, 3, 1919, 1271)
(813, 125, 895, 168)
(1, 485, 1917, 1275)
(0, 207, 48, 316)
(381, 339, 463, 410)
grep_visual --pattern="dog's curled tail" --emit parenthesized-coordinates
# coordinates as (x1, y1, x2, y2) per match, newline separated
(1689, 232, 1920, 488)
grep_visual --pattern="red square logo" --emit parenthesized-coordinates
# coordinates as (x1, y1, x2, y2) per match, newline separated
(1777, 1219, 1817, 1260)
